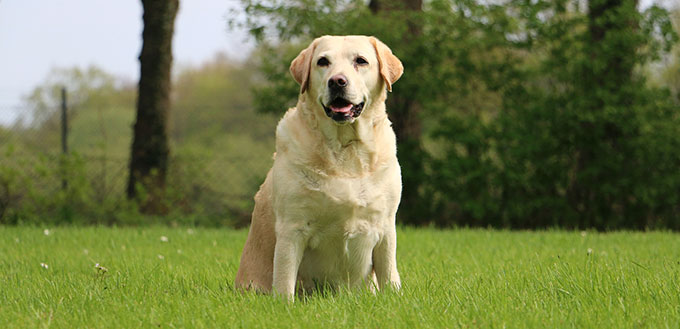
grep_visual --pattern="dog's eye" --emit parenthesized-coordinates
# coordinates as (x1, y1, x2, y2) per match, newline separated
(317, 57, 330, 67)
(355, 57, 368, 66)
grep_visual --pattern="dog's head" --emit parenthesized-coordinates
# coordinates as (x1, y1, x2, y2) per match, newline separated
(290, 35, 403, 124)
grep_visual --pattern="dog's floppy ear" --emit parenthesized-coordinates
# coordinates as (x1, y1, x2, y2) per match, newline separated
(370, 37, 403, 92)
(290, 40, 317, 94)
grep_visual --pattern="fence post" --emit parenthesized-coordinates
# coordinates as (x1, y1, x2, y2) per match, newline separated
(61, 87, 68, 190)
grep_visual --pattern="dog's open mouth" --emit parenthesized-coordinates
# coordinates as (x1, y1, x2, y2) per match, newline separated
(322, 98, 365, 122)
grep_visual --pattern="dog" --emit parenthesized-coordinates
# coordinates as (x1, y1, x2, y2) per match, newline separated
(235, 35, 403, 300)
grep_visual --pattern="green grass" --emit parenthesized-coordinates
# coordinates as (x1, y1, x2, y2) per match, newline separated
(1, 226, 678, 328)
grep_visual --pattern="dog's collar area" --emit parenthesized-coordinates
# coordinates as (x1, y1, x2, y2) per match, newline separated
(322, 98, 365, 122)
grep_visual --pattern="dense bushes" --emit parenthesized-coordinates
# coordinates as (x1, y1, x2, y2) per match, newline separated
(429, 0, 680, 229)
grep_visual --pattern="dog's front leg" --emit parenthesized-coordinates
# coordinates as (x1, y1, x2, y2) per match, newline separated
(372, 227, 401, 291)
(272, 227, 306, 301)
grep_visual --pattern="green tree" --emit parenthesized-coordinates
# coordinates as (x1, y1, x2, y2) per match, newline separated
(455, 0, 680, 229)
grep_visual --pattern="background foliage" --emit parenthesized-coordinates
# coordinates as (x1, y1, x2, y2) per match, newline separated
(0, 60, 277, 226)
(233, 0, 680, 229)
(1, 0, 679, 229)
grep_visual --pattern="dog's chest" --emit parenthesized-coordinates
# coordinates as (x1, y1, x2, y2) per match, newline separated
(300, 168, 389, 220)
(303, 174, 385, 248)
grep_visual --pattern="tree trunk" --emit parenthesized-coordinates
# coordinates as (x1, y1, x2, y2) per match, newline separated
(370, 0, 426, 225)
(127, 0, 179, 214)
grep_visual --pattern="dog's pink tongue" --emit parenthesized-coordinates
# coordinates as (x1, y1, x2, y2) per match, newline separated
(331, 104, 353, 113)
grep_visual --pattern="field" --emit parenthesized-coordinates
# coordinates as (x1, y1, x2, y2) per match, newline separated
(1, 226, 679, 328)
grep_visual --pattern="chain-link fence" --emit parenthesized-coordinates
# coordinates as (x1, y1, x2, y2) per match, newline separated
(0, 96, 276, 226)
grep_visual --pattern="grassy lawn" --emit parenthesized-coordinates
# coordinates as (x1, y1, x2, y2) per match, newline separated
(1, 226, 678, 328)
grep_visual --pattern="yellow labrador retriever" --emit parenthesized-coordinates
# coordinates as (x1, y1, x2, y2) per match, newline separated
(235, 35, 403, 299)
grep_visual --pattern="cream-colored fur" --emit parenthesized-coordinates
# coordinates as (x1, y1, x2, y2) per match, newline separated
(235, 35, 403, 300)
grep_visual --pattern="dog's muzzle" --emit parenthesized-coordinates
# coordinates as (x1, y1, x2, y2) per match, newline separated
(322, 97, 365, 123)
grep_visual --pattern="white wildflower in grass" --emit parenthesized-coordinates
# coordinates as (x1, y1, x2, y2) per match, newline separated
(187, 229, 195, 235)
(587, 248, 593, 255)
(40, 263, 49, 269)
(580, 231, 587, 237)
(94, 263, 108, 273)
(160, 236, 169, 242)
(157, 254, 165, 260)
(43, 229, 50, 236)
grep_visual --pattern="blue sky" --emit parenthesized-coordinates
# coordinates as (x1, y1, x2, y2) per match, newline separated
(0, 0, 251, 125)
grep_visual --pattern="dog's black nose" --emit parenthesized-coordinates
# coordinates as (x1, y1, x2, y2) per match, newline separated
(328, 74, 348, 89)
